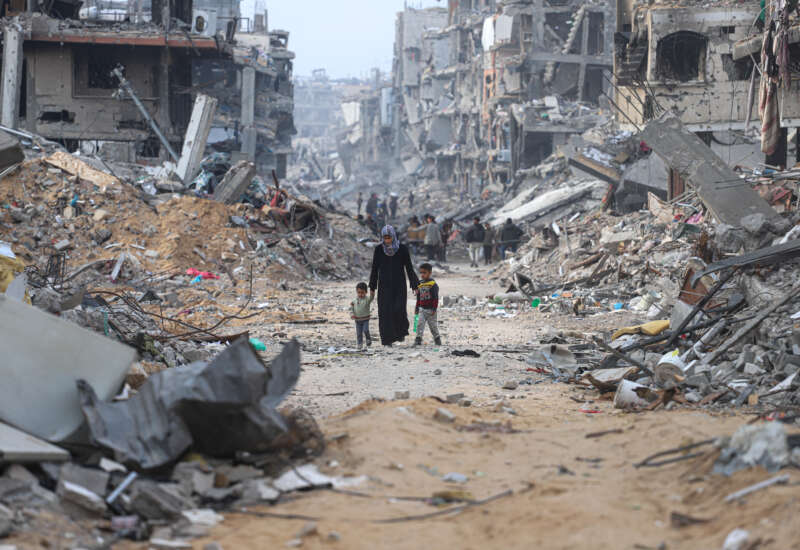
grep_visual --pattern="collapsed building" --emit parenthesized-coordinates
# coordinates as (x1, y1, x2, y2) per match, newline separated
(337, 0, 614, 205)
(0, 0, 294, 177)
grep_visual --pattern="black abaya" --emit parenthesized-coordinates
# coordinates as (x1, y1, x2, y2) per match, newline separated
(369, 243, 419, 346)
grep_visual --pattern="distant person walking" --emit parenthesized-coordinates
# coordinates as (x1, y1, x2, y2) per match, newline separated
(422, 214, 442, 261)
(366, 193, 378, 218)
(369, 225, 419, 347)
(408, 190, 415, 209)
(356, 192, 363, 215)
(482, 222, 495, 265)
(464, 216, 485, 268)
(389, 194, 399, 219)
(499, 218, 524, 259)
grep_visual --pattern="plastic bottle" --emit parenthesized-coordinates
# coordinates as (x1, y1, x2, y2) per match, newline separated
(249, 338, 266, 351)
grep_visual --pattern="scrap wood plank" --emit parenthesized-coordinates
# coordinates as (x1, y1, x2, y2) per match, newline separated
(44, 151, 119, 187)
(640, 112, 781, 227)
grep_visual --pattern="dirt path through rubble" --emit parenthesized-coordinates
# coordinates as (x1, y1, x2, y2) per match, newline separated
(185, 261, 800, 550)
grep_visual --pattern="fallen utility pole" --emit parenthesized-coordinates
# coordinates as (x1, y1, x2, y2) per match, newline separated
(112, 66, 179, 163)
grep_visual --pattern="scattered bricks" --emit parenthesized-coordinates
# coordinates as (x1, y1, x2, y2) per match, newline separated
(502, 381, 518, 390)
(458, 398, 472, 407)
(59, 481, 107, 517)
(394, 390, 410, 400)
(434, 408, 456, 423)
(446, 393, 465, 403)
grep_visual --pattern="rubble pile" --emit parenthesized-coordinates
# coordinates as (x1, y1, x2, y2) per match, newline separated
(0, 152, 376, 284)
(484, 129, 800, 414)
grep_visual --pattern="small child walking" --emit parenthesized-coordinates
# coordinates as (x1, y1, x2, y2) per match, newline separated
(351, 282, 373, 349)
(414, 263, 441, 346)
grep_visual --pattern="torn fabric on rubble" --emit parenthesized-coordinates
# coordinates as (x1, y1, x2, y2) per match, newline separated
(77, 337, 301, 471)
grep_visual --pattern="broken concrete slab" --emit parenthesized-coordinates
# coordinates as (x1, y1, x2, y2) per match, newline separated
(0, 295, 136, 442)
(59, 481, 107, 517)
(176, 94, 218, 185)
(640, 112, 781, 227)
(0, 422, 69, 463)
(0, 131, 23, 172)
(57, 464, 109, 497)
(129, 481, 189, 520)
(212, 161, 256, 205)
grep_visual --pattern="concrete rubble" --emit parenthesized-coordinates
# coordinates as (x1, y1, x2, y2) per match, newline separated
(1, 0, 800, 547)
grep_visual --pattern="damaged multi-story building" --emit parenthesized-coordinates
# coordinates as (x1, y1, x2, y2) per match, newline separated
(0, 1, 294, 177)
(338, 0, 614, 200)
(611, 0, 782, 199)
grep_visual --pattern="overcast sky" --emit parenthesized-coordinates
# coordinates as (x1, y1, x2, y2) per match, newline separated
(247, 1, 445, 79)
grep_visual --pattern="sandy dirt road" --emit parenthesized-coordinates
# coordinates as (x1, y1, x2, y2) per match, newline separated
(187, 262, 800, 550)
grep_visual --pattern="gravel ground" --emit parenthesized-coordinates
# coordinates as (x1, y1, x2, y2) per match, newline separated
(245, 260, 646, 418)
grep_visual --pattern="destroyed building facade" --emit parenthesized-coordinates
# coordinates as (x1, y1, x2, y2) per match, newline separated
(0, 1, 295, 176)
(338, 0, 614, 198)
(614, 1, 757, 131)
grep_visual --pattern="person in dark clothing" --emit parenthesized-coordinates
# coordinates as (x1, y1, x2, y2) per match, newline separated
(408, 190, 414, 209)
(499, 218, 524, 259)
(439, 218, 453, 262)
(463, 216, 486, 267)
(356, 192, 363, 215)
(369, 225, 419, 347)
(366, 193, 378, 217)
(482, 222, 495, 265)
(365, 214, 379, 235)
(389, 194, 398, 218)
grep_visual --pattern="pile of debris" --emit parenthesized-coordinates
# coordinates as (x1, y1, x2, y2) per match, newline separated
(0, 144, 375, 284)
(0, 291, 340, 547)
(483, 113, 800, 413)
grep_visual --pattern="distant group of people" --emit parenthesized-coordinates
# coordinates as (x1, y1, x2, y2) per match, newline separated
(463, 217, 524, 266)
(357, 192, 400, 233)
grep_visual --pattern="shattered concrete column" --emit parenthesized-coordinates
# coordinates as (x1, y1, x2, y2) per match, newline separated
(240, 67, 257, 161)
(1, 22, 24, 129)
(176, 94, 218, 185)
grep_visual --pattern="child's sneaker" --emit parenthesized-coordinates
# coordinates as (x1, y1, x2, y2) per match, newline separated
(434, 337, 442, 346)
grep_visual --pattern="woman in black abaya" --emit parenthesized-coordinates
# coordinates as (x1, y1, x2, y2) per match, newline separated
(369, 225, 419, 347)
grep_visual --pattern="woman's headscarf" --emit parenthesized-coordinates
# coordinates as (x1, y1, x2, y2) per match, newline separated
(381, 225, 400, 256)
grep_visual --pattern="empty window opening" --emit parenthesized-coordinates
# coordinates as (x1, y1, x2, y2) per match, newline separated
(721, 54, 754, 81)
(720, 26, 736, 35)
(137, 137, 161, 158)
(656, 31, 707, 82)
(88, 53, 119, 89)
(39, 110, 75, 123)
